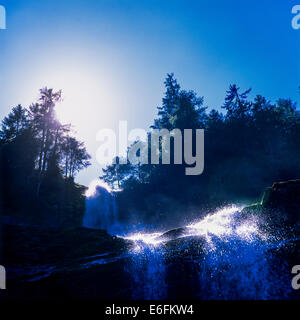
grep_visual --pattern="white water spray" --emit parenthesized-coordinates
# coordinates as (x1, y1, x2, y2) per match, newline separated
(124, 205, 264, 249)
(123, 205, 293, 299)
(83, 180, 121, 234)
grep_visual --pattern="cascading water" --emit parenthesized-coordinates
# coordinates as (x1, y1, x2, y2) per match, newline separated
(123, 233, 168, 299)
(19, 200, 298, 300)
(83, 180, 121, 234)
(123, 205, 298, 300)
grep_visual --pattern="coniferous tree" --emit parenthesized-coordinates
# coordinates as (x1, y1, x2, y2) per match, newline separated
(0, 105, 29, 142)
(102, 74, 300, 225)
(222, 84, 252, 120)
(0, 87, 91, 227)
(152, 73, 181, 130)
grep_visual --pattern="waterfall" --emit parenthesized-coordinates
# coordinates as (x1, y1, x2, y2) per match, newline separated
(122, 205, 295, 299)
(83, 180, 120, 234)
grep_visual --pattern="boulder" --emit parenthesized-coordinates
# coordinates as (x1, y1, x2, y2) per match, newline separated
(243, 179, 300, 227)
(262, 179, 300, 224)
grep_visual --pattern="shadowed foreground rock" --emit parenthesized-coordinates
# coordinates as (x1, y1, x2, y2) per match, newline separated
(0, 224, 130, 300)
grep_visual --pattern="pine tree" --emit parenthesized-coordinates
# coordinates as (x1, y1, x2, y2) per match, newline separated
(152, 73, 181, 130)
(222, 84, 252, 120)
(0, 105, 29, 142)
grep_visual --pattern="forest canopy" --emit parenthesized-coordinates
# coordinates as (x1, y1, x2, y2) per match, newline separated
(0, 88, 91, 227)
(101, 74, 300, 225)
(1, 75, 299, 227)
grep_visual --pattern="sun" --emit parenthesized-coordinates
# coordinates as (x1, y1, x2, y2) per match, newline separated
(53, 70, 102, 126)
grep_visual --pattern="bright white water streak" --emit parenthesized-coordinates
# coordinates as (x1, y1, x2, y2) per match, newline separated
(124, 232, 164, 245)
(123, 205, 264, 248)
(186, 205, 260, 240)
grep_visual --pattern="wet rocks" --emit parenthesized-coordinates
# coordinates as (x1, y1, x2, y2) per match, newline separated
(242, 179, 300, 228)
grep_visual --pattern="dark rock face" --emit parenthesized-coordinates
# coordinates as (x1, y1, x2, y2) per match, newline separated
(241, 179, 300, 230)
(261, 179, 300, 225)
(1, 224, 128, 267)
(157, 227, 188, 241)
(0, 223, 130, 300)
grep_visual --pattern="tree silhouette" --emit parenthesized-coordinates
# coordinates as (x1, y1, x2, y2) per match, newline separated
(0, 105, 29, 141)
(0, 88, 91, 227)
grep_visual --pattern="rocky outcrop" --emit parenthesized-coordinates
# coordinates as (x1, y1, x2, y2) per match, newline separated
(1, 224, 128, 277)
(243, 179, 300, 227)
(158, 179, 300, 244)
(157, 227, 187, 241)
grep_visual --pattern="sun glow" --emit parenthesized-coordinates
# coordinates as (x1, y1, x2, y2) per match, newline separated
(53, 70, 108, 126)
(19, 60, 118, 143)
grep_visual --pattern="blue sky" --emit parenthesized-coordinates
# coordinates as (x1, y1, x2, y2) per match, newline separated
(0, 0, 299, 186)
